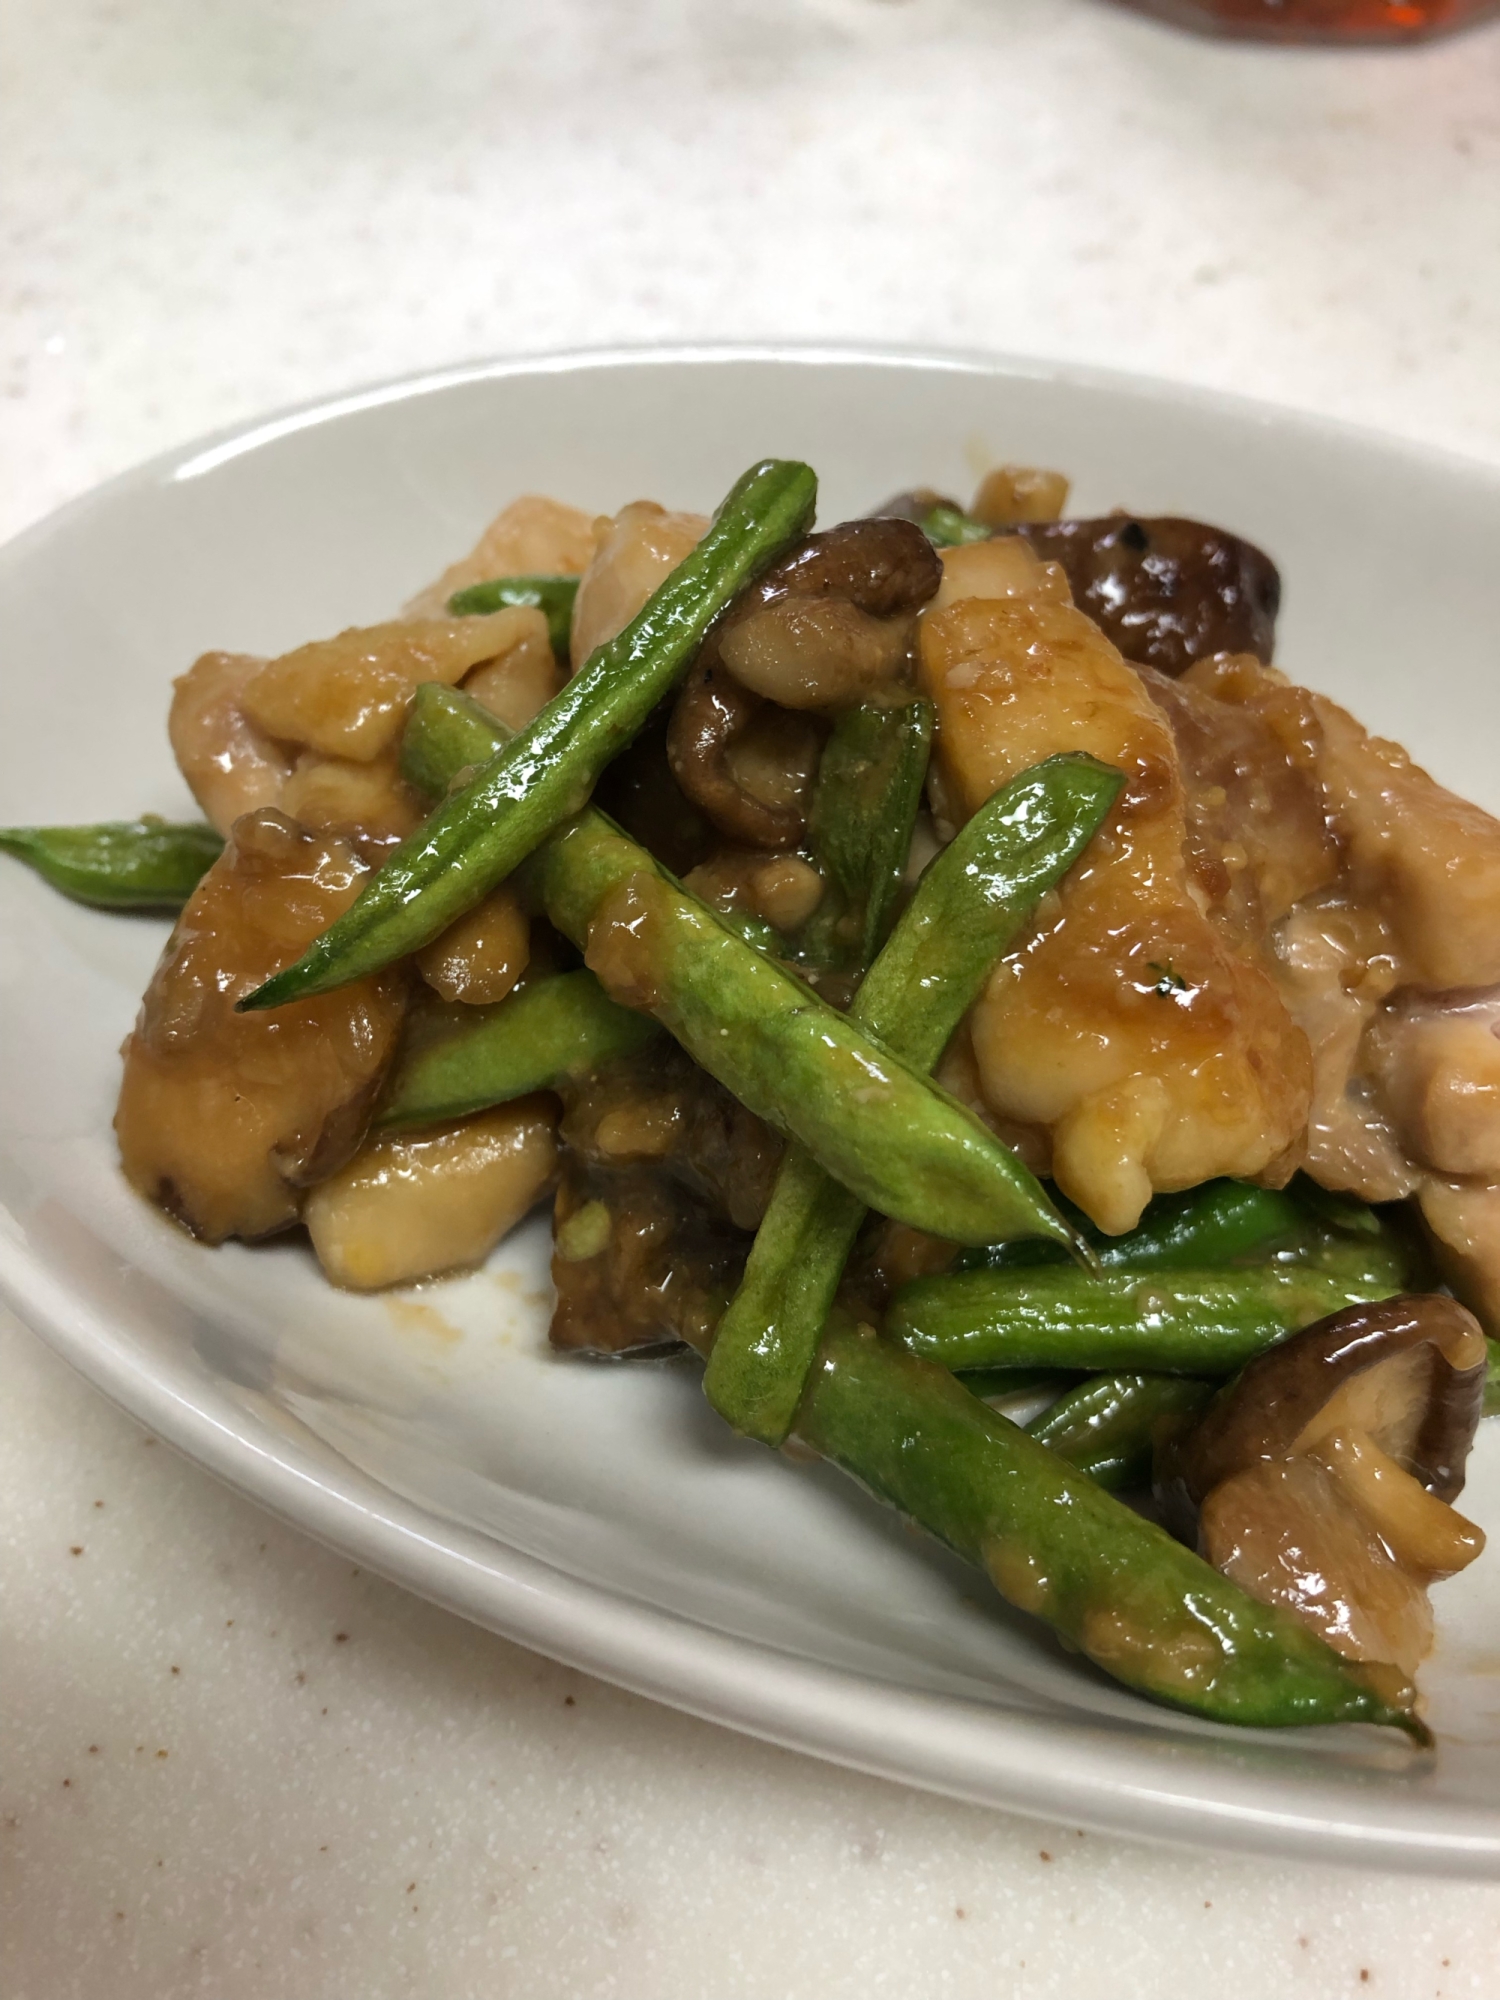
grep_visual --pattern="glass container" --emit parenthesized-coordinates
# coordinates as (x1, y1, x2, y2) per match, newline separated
(1121, 0, 1500, 40)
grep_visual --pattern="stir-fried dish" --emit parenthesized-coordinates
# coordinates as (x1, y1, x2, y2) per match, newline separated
(9, 454, 1500, 1744)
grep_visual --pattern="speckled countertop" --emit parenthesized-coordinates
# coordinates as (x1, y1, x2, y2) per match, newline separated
(5, 2, 1500, 1994)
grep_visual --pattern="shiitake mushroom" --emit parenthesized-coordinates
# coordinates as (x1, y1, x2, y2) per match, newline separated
(1156, 1295, 1487, 1677)
(1011, 515, 1281, 677)
(871, 492, 1282, 676)
(667, 518, 940, 848)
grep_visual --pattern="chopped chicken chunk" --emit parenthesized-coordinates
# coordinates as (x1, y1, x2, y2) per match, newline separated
(919, 543, 1312, 1234)
(402, 494, 597, 620)
(169, 652, 295, 837)
(1179, 654, 1500, 1324)
(570, 501, 709, 671)
(115, 811, 407, 1242)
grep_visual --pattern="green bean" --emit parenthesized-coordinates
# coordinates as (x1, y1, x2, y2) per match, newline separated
(447, 574, 579, 659)
(0, 817, 223, 910)
(791, 1315, 1421, 1737)
(794, 700, 932, 974)
(887, 1237, 1415, 1375)
(391, 681, 1426, 1737)
(956, 1179, 1311, 1275)
(1026, 1372, 1214, 1490)
(703, 754, 1123, 1444)
(662, 1274, 1420, 1733)
(524, 810, 1083, 1254)
(242, 458, 818, 1013)
(1486, 1337, 1500, 1417)
(1288, 1172, 1387, 1238)
(397, 685, 1082, 1253)
(398, 680, 511, 802)
(377, 970, 660, 1128)
(958, 1367, 1082, 1403)
(921, 503, 992, 548)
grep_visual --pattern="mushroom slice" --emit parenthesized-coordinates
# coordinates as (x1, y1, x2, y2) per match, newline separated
(1158, 1294, 1487, 1676)
(871, 487, 962, 526)
(667, 518, 940, 846)
(1009, 516, 1282, 677)
(1200, 1455, 1436, 1677)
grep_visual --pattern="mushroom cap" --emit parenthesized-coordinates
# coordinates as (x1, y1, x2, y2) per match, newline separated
(667, 518, 940, 846)
(1156, 1293, 1487, 1541)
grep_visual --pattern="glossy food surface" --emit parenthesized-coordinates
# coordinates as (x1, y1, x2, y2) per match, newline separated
(4, 352, 1500, 1869)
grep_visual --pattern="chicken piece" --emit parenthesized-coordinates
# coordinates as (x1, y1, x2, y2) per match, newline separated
(1180, 655, 1411, 1199)
(169, 652, 295, 836)
(1135, 659, 1339, 951)
(240, 609, 535, 763)
(1420, 1180, 1500, 1332)
(173, 612, 544, 858)
(115, 811, 407, 1243)
(279, 748, 424, 858)
(569, 501, 709, 672)
(970, 464, 1070, 528)
(1369, 989, 1500, 1182)
(414, 884, 531, 1006)
(920, 542, 1312, 1235)
(1311, 696, 1500, 994)
(402, 494, 597, 620)
(1189, 652, 1500, 994)
(460, 606, 561, 731)
(1271, 896, 1414, 1201)
(1183, 653, 1500, 1320)
(304, 1099, 558, 1290)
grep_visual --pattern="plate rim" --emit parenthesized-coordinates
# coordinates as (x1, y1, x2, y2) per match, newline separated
(5, 337, 1499, 571)
(5, 340, 1500, 1878)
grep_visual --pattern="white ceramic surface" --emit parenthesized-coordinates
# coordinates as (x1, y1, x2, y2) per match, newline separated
(4, 346, 1500, 1876)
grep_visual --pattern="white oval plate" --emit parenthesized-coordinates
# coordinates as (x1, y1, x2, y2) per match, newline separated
(4, 346, 1500, 1877)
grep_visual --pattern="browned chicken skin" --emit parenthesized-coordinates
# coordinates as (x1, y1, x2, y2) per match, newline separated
(132, 484, 1500, 1343)
(1178, 653, 1500, 1323)
(115, 810, 407, 1243)
(920, 540, 1312, 1235)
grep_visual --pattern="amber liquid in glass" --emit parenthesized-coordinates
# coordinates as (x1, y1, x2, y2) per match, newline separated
(1123, 0, 1500, 39)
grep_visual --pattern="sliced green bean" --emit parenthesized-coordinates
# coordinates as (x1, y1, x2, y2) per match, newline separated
(1288, 1172, 1386, 1239)
(887, 1237, 1415, 1376)
(524, 811, 1082, 1254)
(390, 679, 1424, 1738)
(792, 1316, 1421, 1737)
(378, 970, 660, 1128)
(398, 685, 1081, 1254)
(1486, 1337, 1500, 1417)
(958, 1366, 1082, 1403)
(0, 818, 222, 910)
(794, 700, 932, 974)
(242, 458, 818, 1013)
(703, 755, 1123, 1445)
(398, 680, 511, 802)
(1027, 1372, 1214, 1490)
(447, 573, 579, 659)
(921, 503, 992, 548)
(956, 1179, 1311, 1275)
